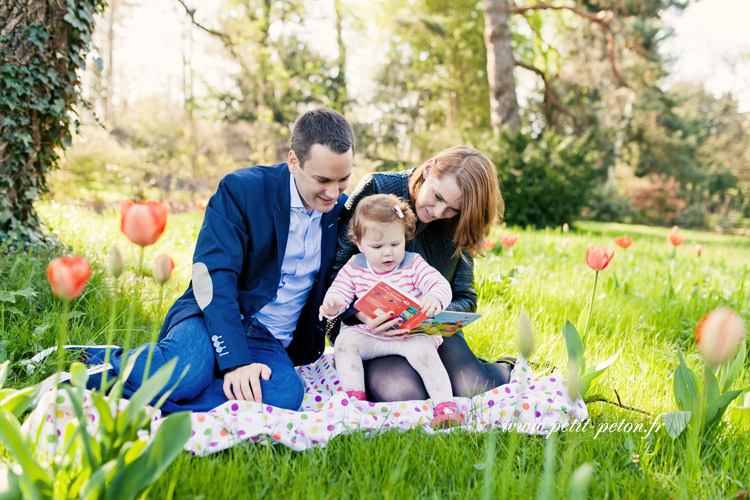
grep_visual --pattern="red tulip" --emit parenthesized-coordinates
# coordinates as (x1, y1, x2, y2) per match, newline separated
(195, 200, 208, 211)
(47, 256, 91, 300)
(120, 201, 168, 247)
(585, 245, 614, 271)
(500, 234, 518, 248)
(483, 238, 497, 251)
(695, 307, 745, 365)
(153, 254, 175, 284)
(694, 244, 703, 257)
(614, 236, 632, 249)
(668, 232, 684, 246)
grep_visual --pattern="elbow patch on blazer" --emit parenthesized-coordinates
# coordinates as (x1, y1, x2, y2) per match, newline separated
(192, 262, 213, 310)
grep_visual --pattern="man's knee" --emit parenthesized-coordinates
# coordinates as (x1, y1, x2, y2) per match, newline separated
(261, 367, 304, 410)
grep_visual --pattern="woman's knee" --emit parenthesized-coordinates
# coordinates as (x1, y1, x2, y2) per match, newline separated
(261, 366, 304, 410)
(364, 356, 428, 401)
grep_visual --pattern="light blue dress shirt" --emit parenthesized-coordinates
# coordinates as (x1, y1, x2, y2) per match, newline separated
(254, 175, 323, 347)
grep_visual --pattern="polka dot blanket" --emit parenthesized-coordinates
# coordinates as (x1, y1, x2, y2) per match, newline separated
(23, 354, 587, 456)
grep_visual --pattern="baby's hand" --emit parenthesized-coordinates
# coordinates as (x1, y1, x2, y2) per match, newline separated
(318, 297, 348, 321)
(419, 296, 442, 318)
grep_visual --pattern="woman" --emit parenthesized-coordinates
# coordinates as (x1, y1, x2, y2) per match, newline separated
(327, 145, 511, 401)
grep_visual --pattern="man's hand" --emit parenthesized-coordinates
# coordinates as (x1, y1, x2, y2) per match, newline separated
(354, 310, 409, 340)
(223, 363, 272, 402)
(419, 296, 442, 318)
(319, 296, 349, 321)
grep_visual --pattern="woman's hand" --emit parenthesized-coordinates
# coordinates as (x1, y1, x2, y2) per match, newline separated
(419, 295, 442, 317)
(319, 297, 348, 321)
(355, 311, 409, 339)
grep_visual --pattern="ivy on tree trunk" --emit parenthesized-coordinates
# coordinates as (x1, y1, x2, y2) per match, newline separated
(0, 0, 105, 248)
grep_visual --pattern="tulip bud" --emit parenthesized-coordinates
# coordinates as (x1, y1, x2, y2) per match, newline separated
(695, 307, 745, 365)
(47, 256, 91, 300)
(671, 225, 680, 233)
(694, 244, 703, 257)
(562, 223, 569, 233)
(153, 254, 175, 284)
(562, 237, 570, 247)
(109, 246, 124, 278)
(517, 310, 535, 359)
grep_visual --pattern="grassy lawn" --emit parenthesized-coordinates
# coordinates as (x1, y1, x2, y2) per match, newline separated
(1, 203, 748, 499)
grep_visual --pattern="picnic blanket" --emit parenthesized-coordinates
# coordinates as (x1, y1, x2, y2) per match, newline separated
(24, 354, 587, 455)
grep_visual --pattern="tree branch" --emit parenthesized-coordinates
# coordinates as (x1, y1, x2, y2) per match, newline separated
(175, 0, 233, 49)
(510, 3, 628, 88)
(514, 59, 576, 123)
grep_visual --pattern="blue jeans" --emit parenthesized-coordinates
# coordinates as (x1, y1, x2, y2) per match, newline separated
(89, 316, 305, 413)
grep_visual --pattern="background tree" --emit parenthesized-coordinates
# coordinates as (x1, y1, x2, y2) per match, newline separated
(0, 1, 104, 247)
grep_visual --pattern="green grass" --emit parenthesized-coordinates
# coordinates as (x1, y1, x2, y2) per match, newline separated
(1, 204, 749, 499)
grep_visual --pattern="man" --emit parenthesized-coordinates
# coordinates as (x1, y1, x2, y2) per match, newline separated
(88, 109, 353, 412)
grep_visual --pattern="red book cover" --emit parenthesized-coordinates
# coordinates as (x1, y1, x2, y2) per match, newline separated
(353, 281, 428, 330)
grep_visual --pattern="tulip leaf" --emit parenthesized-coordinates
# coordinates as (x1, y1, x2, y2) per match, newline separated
(117, 358, 176, 432)
(0, 386, 37, 418)
(673, 350, 699, 413)
(0, 360, 8, 388)
(0, 464, 22, 500)
(720, 337, 746, 393)
(562, 320, 584, 371)
(662, 411, 691, 439)
(63, 386, 99, 467)
(0, 410, 52, 493)
(704, 364, 720, 408)
(704, 388, 747, 431)
(578, 349, 621, 397)
(107, 411, 191, 500)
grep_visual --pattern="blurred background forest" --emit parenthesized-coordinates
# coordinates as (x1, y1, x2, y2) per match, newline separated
(45, 0, 750, 232)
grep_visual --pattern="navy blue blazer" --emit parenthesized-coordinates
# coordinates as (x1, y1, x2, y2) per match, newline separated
(159, 163, 346, 371)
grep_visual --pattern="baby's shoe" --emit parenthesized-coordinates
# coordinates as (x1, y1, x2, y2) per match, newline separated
(431, 401, 464, 429)
(346, 390, 367, 401)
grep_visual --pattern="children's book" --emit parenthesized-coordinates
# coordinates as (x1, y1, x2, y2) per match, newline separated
(353, 281, 481, 336)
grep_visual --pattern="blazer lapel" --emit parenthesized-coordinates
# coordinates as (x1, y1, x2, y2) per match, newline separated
(273, 166, 291, 271)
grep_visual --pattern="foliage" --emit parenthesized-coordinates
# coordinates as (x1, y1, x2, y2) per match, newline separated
(368, 0, 490, 161)
(0, 356, 191, 500)
(481, 129, 600, 228)
(627, 174, 688, 226)
(0, 1, 105, 248)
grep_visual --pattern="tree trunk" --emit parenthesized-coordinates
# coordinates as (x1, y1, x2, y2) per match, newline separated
(0, 0, 102, 246)
(333, 0, 348, 112)
(483, 0, 520, 134)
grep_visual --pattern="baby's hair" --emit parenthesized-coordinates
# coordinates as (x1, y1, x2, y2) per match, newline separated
(348, 194, 416, 244)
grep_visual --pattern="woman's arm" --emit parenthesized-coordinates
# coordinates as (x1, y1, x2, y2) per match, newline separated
(445, 251, 478, 313)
